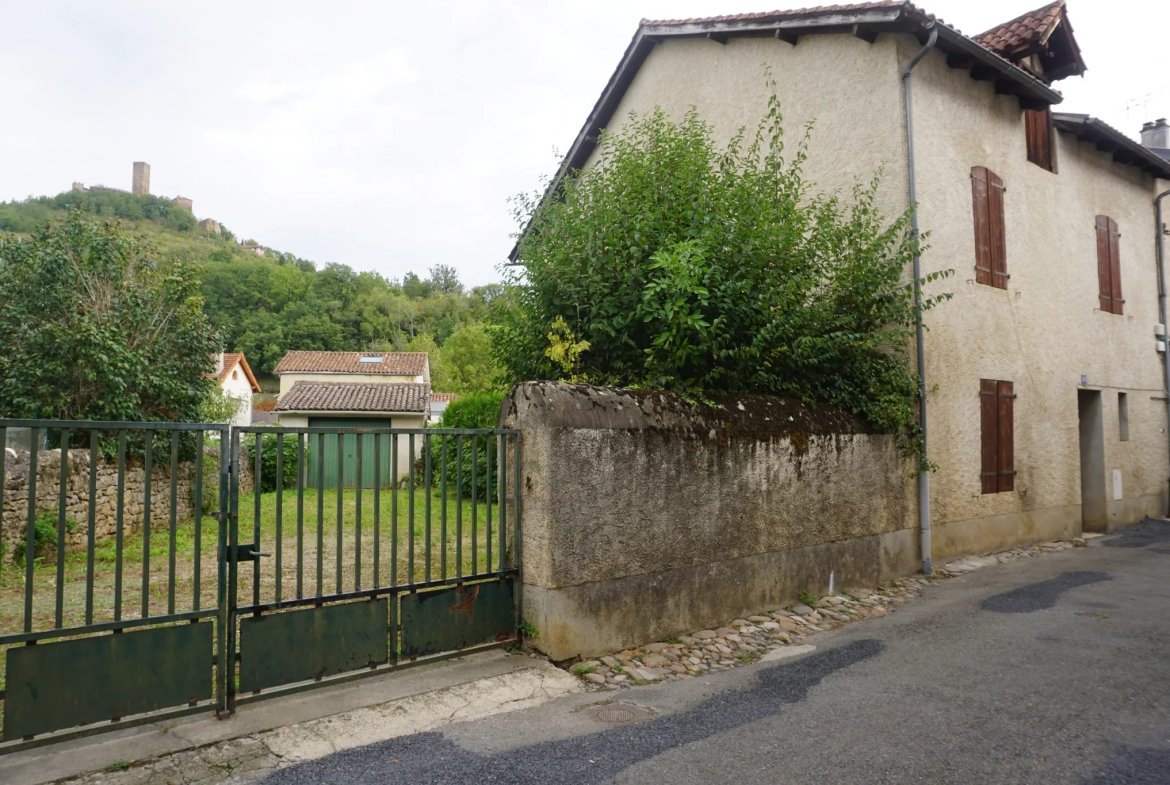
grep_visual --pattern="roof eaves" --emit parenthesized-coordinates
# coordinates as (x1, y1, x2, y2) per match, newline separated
(509, 5, 1063, 262)
(1052, 113, 1170, 180)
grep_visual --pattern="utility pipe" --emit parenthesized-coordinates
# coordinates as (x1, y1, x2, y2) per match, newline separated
(903, 24, 938, 576)
(1157, 188, 1170, 510)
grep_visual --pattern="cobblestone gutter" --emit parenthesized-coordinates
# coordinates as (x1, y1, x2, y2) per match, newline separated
(565, 538, 1087, 689)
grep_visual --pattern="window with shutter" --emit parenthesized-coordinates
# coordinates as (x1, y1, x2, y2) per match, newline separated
(980, 379, 1016, 494)
(1025, 108, 1055, 172)
(1095, 216, 1123, 315)
(971, 167, 1008, 290)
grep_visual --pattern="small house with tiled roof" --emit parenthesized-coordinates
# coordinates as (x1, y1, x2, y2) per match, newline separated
(210, 352, 261, 427)
(429, 393, 460, 425)
(272, 351, 432, 483)
(517, 1, 1170, 569)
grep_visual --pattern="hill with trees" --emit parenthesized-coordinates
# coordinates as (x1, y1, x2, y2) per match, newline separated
(0, 190, 504, 393)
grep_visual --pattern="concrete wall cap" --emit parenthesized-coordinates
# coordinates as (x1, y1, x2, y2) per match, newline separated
(500, 381, 880, 438)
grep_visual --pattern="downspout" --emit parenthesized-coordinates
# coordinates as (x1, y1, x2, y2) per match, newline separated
(903, 24, 938, 575)
(1157, 188, 1170, 511)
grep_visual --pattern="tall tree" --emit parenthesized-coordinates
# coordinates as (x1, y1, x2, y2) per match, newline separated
(0, 211, 220, 421)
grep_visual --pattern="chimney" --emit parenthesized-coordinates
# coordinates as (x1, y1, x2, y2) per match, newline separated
(215, 352, 225, 374)
(132, 162, 151, 195)
(1141, 118, 1170, 150)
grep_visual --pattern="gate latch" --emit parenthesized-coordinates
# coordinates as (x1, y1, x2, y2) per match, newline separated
(235, 543, 271, 562)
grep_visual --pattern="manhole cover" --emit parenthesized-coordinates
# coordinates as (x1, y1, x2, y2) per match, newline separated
(587, 702, 652, 725)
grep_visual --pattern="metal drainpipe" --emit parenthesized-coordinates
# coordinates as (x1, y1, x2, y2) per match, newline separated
(903, 24, 938, 575)
(1157, 188, 1170, 511)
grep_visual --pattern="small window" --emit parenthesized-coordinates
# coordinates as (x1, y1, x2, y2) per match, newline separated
(1025, 107, 1055, 172)
(1118, 392, 1129, 441)
(980, 379, 1016, 494)
(971, 167, 1008, 289)
(1095, 216, 1123, 315)
(358, 355, 384, 364)
(232, 370, 239, 380)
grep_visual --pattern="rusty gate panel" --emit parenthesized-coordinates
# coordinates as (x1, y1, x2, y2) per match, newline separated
(400, 579, 514, 660)
(3, 622, 214, 741)
(238, 599, 388, 692)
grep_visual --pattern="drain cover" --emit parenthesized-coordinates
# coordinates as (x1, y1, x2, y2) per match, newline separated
(587, 703, 652, 725)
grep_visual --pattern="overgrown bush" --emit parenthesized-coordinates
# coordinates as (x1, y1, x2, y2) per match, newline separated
(499, 84, 950, 451)
(438, 392, 506, 498)
(255, 430, 299, 492)
(11, 509, 78, 565)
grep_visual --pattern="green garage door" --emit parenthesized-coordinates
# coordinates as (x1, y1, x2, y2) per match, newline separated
(307, 417, 396, 489)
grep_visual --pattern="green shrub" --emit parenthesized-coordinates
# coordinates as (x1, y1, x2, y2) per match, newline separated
(438, 392, 506, 498)
(12, 509, 78, 565)
(255, 431, 299, 492)
(499, 83, 951, 455)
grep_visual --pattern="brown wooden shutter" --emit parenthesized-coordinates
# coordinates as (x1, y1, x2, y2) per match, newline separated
(1095, 216, 1123, 314)
(996, 380, 1015, 492)
(1096, 216, 1113, 312)
(980, 379, 999, 494)
(972, 167, 993, 286)
(1025, 108, 1053, 171)
(1108, 217, 1123, 316)
(988, 170, 1008, 289)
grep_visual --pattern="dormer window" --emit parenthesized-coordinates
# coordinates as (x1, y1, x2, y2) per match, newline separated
(358, 355, 383, 364)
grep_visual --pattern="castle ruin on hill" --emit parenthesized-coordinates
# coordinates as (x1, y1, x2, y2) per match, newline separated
(73, 161, 194, 215)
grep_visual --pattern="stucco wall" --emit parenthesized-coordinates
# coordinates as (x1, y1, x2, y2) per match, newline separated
(502, 382, 916, 660)
(904, 38, 1169, 553)
(277, 373, 422, 396)
(589, 34, 909, 219)
(220, 366, 254, 427)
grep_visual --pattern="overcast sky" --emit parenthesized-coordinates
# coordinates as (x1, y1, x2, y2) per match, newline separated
(2, 1, 1166, 287)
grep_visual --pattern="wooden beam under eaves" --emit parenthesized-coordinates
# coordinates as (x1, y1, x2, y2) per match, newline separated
(852, 24, 877, 43)
(946, 53, 975, 70)
(775, 28, 799, 45)
(1018, 97, 1048, 111)
(970, 66, 997, 81)
(994, 79, 1019, 97)
(706, 31, 728, 44)
(1095, 139, 1117, 153)
(1113, 150, 1136, 165)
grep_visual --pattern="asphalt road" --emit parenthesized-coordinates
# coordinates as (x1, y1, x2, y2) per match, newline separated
(263, 519, 1170, 784)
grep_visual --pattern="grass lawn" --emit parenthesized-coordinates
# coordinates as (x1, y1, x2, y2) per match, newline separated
(0, 486, 506, 653)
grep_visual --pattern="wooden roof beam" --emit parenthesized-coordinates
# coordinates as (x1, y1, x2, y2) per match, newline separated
(852, 24, 877, 43)
(774, 28, 799, 45)
(1018, 97, 1049, 112)
(970, 66, 997, 82)
(995, 79, 1021, 97)
(946, 53, 975, 70)
(706, 31, 728, 44)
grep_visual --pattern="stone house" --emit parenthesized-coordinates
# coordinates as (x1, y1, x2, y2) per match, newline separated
(535, 0, 1170, 566)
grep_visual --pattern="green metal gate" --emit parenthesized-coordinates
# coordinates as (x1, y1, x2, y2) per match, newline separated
(0, 419, 521, 752)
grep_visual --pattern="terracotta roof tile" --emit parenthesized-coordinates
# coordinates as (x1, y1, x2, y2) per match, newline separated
(641, 1, 924, 27)
(276, 382, 431, 413)
(430, 393, 461, 403)
(974, 1, 1064, 56)
(272, 351, 428, 376)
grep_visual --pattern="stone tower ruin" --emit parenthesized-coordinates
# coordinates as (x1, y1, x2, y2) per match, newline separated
(132, 162, 150, 195)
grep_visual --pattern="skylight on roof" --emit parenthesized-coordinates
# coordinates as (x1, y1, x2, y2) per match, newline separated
(358, 355, 384, 364)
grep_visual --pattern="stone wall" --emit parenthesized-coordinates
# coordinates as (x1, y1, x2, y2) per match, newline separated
(500, 382, 918, 661)
(1, 443, 254, 558)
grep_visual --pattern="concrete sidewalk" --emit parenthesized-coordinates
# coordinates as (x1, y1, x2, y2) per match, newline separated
(0, 650, 580, 785)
